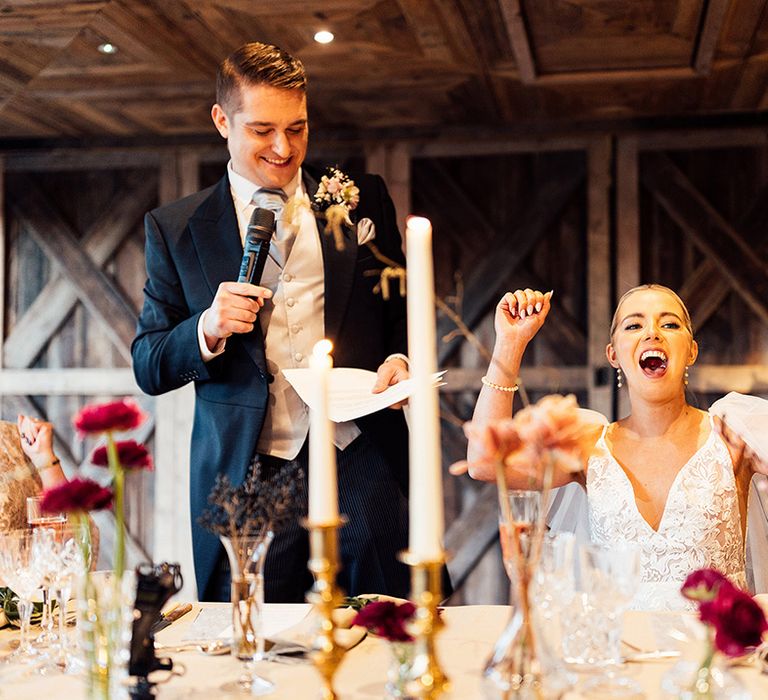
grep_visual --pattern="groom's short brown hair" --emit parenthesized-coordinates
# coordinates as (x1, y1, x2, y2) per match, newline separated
(216, 42, 306, 115)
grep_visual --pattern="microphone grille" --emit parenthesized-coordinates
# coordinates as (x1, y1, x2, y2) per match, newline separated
(249, 207, 276, 231)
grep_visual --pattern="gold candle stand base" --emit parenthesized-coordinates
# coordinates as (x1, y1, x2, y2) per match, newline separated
(400, 551, 450, 699)
(305, 517, 347, 700)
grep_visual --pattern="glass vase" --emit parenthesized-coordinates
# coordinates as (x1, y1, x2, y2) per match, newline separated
(484, 489, 573, 700)
(661, 635, 750, 700)
(386, 641, 415, 699)
(77, 570, 136, 700)
(220, 530, 275, 695)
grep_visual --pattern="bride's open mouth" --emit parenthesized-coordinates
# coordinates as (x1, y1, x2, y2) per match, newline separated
(639, 350, 668, 377)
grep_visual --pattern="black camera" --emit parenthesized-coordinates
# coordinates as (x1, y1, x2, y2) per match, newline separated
(128, 562, 183, 698)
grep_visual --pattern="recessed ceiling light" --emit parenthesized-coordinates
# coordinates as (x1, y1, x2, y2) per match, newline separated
(97, 42, 118, 55)
(314, 30, 334, 44)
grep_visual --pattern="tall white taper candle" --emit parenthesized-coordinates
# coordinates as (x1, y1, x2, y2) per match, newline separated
(308, 339, 338, 524)
(405, 216, 444, 560)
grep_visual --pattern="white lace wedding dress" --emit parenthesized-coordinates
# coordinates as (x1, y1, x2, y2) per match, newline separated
(546, 393, 768, 611)
(587, 416, 746, 611)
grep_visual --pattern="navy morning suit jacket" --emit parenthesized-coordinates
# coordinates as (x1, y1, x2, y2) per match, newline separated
(131, 168, 410, 597)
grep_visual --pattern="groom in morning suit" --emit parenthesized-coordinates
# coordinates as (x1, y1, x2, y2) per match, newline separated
(131, 42, 413, 602)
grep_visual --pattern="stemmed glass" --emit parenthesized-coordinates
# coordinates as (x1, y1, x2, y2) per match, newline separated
(567, 541, 643, 699)
(0, 529, 46, 663)
(49, 524, 89, 672)
(26, 496, 66, 647)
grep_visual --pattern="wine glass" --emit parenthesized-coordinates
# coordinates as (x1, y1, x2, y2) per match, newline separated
(27, 496, 66, 647)
(567, 541, 643, 698)
(0, 529, 47, 662)
(49, 524, 89, 672)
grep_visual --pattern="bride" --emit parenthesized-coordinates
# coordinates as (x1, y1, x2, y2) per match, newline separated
(466, 284, 768, 610)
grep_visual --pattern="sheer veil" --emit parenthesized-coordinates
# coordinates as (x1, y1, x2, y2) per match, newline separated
(709, 392, 768, 592)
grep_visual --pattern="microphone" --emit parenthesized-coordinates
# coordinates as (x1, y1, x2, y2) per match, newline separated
(237, 207, 276, 284)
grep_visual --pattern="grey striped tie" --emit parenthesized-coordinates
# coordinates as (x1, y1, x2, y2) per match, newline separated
(252, 188, 292, 266)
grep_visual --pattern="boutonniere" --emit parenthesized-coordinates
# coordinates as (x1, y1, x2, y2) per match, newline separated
(311, 166, 360, 250)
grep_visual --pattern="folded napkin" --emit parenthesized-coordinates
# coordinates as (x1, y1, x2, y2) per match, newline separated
(182, 603, 366, 653)
(269, 606, 365, 653)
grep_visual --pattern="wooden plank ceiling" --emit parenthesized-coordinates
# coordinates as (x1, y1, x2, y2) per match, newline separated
(0, 0, 767, 139)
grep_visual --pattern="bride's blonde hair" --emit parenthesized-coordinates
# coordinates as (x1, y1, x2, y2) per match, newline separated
(609, 284, 694, 339)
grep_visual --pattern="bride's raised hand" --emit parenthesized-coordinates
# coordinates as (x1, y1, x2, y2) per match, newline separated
(494, 288, 552, 349)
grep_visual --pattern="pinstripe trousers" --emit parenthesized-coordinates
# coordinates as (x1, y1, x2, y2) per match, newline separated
(203, 432, 411, 602)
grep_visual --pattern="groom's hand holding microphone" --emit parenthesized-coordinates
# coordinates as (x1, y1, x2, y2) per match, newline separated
(202, 208, 276, 352)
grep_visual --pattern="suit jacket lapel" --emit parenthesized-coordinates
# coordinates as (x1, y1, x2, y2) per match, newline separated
(189, 176, 242, 296)
(303, 169, 358, 344)
(189, 175, 267, 372)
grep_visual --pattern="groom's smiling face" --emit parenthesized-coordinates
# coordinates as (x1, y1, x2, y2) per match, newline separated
(212, 82, 308, 190)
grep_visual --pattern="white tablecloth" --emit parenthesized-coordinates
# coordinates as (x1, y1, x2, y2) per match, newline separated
(2, 604, 768, 699)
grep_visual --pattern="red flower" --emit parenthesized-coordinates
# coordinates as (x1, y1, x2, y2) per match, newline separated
(91, 440, 153, 471)
(74, 399, 146, 436)
(352, 601, 416, 642)
(699, 585, 768, 657)
(681, 568, 732, 602)
(41, 478, 113, 514)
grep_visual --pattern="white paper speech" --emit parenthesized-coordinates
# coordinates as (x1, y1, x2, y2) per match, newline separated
(283, 367, 446, 423)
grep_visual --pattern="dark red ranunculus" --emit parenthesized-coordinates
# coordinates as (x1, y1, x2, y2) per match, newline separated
(91, 440, 153, 471)
(681, 568, 731, 602)
(352, 600, 416, 642)
(699, 584, 768, 657)
(74, 399, 146, 436)
(40, 478, 113, 514)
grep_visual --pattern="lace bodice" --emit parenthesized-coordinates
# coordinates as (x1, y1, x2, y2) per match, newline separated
(586, 418, 745, 611)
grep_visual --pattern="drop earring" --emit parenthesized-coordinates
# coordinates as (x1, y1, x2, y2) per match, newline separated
(684, 366, 689, 386)
(617, 367, 623, 388)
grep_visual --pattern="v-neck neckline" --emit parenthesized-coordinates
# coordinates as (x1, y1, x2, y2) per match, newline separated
(598, 425, 716, 534)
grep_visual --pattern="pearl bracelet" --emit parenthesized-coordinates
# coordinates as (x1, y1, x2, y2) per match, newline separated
(481, 376, 519, 393)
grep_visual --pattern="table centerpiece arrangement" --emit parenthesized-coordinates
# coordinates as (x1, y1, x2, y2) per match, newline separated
(41, 398, 151, 699)
(198, 454, 304, 695)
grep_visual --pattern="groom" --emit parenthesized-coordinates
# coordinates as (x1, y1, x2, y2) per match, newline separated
(132, 42, 413, 602)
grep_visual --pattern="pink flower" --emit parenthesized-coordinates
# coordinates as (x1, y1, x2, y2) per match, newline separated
(41, 478, 113, 514)
(461, 394, 595, 482)
(352, 601, 417, 642)
(325, 178, 341, 195)
(91, 440, 153, 471)
(74, 399, 146, 435)
(681, 568, 731, 602)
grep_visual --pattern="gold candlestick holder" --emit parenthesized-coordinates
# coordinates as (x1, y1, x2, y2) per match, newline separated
(400, 551, 450, 699)
(305, 517, 347, 700)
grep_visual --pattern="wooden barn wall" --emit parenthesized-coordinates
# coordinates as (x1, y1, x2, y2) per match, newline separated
(1, 129, 767, 601)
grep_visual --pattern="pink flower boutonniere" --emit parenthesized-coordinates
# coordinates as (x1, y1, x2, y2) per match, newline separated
(312, 166, 360, 251)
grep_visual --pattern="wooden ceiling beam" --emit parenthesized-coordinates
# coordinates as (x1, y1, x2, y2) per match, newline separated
(641, 152, 768, 327)
(396, 0, 454, 63)
(3, 172, 155, 368)
(499, 0, 536, 83)
(693, 0, 731, 74)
